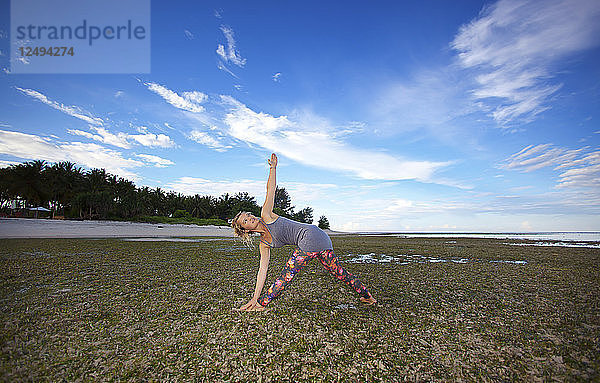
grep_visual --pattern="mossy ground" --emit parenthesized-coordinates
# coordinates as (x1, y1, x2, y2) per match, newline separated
(1, 236, 598, 382)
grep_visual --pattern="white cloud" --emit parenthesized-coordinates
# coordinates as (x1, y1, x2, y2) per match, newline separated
(129, 130, 176, 148)
(15, 87, 176, 149)
(168, 177, 263, 197)
(501, 143, 600, 189)
(0, 130, 63, 162)
(0, 129, 143, 180)
(0, 159, 22, 168)
(181, 91, 207, 104)
(356, 196, 472, 217)
(216, 45, 226, 61)
(16, 87, 103, 126)
(216, 25, 246, 67)
(68, 126, 175, 149)
(188, 129, 232, 152)
(145, 82, 206, 113)
(330, 195, 472, 232)
(452, 0, 600, 125)
(68, 127, 131, 148)
(136, 154, 174, 168)
(520, 221, 533, 231)
(370, 69, 476, 140)
(220, 95, 452, 183)
(66, 129, 95, 140)
(217, 60, 239, 78)
(281, 182, 338, 206)
(557, 165, 600, 188)
(501, 144, 584, 172)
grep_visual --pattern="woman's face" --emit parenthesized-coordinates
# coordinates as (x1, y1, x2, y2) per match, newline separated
(238, 212, 259, 232)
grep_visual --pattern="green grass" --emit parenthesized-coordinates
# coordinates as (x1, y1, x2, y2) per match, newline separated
(0, 236, 598, 381)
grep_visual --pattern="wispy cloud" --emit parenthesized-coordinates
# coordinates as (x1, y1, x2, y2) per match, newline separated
(16, 87, 103, 125)
(220, 95, 453, 183)
(216, 25, 246, 67)
(143, 82, 458, 185)
(145, 82, 207, 113)
(0, 129, 144, 180)
(501, 144, 584, 172)
(136, 154, 174, 168)
(452, 0, 600, 125)
(216, 61, 239, 78)
(556, 152, 600, 189)
(130, 126, 176, 148)
(68, 127, 130, 148)
(188, 129, 232, 152)
(15, 87, 176, 149)
(501, 143, 600, 189)
(67, 126, 176, 149)
(372, 69, 472, 135)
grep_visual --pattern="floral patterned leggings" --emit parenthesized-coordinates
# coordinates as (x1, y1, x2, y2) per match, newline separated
(258, 248, 373, 307)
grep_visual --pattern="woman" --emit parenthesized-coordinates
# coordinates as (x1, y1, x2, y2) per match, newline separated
(231, 153, 377, 312)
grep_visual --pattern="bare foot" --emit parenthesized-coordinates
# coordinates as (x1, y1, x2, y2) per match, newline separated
(360, 296, 377, 306)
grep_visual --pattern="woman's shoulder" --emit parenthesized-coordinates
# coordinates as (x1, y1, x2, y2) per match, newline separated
(261, 212, 279, 225)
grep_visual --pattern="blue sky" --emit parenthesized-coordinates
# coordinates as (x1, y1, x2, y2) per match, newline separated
(1, 0, 599, 232)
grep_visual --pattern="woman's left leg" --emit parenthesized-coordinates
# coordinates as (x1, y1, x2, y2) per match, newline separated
(258, 248, 318, 307)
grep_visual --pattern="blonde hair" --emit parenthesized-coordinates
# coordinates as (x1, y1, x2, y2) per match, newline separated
(230, 211, 256, 250)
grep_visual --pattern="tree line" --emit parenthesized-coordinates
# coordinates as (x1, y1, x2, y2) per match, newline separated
(0, 160, 331, 229)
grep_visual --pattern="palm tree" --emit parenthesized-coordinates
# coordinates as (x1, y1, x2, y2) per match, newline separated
(45, 161, 84, 217)
(9, 161, 48, 209)
(0, 167, 14, 211)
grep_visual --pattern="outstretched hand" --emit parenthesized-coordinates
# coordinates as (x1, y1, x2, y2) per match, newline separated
(239, 298, 257, 311)
(237, 298, 269, 312)
(268, 153, 277, 168)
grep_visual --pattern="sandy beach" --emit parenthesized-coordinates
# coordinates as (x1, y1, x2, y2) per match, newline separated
(0, 218, 346, 239)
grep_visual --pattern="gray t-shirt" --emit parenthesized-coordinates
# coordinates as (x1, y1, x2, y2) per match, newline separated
(260, 216, 333, 252)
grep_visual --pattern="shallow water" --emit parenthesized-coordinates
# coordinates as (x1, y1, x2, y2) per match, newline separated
(121, 237, 234, 242)
(341, 253, 526, 265)
(505, 242, 600, 249)
(364, 232, 600, 242)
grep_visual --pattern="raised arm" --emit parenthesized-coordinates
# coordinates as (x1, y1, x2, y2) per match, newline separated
(261, 153, 277, 217)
